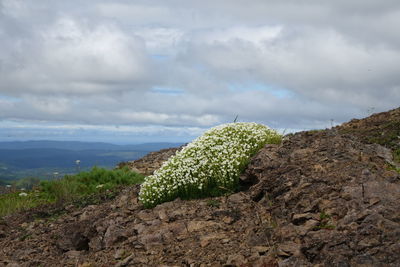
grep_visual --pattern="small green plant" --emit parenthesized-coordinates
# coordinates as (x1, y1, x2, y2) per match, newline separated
(394, 149, 400, 163)
(206, 199, 220, 208)
(387, 163, 400, 174)
(19, 233, 32, 241)
(319, 211, 330, 220)
(139, 122, 282, 208)
(315, 211, 335, 230)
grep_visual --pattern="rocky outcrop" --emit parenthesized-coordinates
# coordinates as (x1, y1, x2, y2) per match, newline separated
(0, 107, 399, 266)
(337, 107, 400, 151)
(244, 129, 400, 266)
(0, 186, 281, 266)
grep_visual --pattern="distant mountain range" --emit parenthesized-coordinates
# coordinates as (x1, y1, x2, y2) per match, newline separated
(0, 141, 183, 181)
(0, 140, 182, 151)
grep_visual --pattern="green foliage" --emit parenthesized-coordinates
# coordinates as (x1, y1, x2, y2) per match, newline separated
(39, 166, 144, 203)
(365, 121, 400, 149)
(0, 191, 49, 217)
(315, 211, 335, 230)
(139, 122, 282, 208)
(206, 199, 220, 208)
(387, 163, 400, 174)
(0, 167, 144, 217)
(386, 149, 400, 174)
(14, 177, 41, 190)
(319, 211, 331, 220)
(394, 149, 400, 163)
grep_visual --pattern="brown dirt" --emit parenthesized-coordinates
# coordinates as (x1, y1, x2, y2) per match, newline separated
(0, 107, 399, 266)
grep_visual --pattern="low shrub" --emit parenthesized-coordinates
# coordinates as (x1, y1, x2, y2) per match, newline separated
(39, 166, 144, 203)
(139, 122, 281, 208)
(0, 192, 48, 217)
(0, 167, 144, 217)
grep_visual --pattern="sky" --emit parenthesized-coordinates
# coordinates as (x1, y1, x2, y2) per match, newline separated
(1, 0, 399, 144)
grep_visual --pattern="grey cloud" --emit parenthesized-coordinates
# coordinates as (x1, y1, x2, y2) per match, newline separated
(1, 15, 153, 96)
(179, 26, 400, 111)
(0, 0, 399, 141)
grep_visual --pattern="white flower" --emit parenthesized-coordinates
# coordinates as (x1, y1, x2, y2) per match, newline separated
(139, 122, 281, 208)
(96, 184, 104, 189)
(19, 192, 28, 197)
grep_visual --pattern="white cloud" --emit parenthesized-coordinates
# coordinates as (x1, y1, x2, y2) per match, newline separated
(0, 0, 399, 142)
(1, 16, 152, 96)
(96, 3, 172, 24)
(0, 120, 205, 143)
(134, 27, 185, 55)
(196, 26, 282, 46)
(43, 18, 150, 83)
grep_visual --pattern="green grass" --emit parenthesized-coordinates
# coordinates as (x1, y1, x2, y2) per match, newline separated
(39, 166, 144, 203)
(0, 192, 49, 217)
(0, 166, 144, 217)
(314, 211, 336, 230)
(386, 149, 400, 174)
(394, 149, 400, 163)
(206, 199, 220, 208)
(388, 164, 400, 174)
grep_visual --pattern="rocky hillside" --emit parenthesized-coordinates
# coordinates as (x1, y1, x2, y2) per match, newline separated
(337, 107, 400, 150)
(0, 108, 399, 266)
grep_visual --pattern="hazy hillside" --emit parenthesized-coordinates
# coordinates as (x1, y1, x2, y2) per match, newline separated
(0, 141, 183, 181)
(0, 148, 139, 169)
(0, 141, 182, 151)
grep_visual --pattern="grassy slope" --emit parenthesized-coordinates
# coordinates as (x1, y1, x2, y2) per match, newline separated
(0, 167, 144, 217)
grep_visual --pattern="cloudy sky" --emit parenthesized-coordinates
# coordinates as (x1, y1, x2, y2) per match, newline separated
(1, 0, 399, 144)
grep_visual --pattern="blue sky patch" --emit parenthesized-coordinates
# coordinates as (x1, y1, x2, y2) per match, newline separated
(228, 82, 294, 98)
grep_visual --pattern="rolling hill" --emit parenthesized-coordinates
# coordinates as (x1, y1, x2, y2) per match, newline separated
(0, 141, 182, 181)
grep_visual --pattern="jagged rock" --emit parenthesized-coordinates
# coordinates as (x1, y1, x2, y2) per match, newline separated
(245, 127, 400, 265)
(65, 250, 81, 258)
(291, 213, 317, 225)
(278, 241, 300, 256)
(115, 253, 135, 267)
(227, 192, 249, 203)
(199, 233, 228, 248)
(157, 209, 169, 222)
(57, 221, 95, 251)
(226, 254, 246, 265)
(139, 232, 163, 245)
(103, 225, 129, 248)
(137, 210, 157, 221)
(114, 249, 126, 259)
(167, 221, 188, 239)
(187, 220, 218, 232)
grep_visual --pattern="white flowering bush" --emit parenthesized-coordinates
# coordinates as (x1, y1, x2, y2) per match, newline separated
(139, 122, 282, 208)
